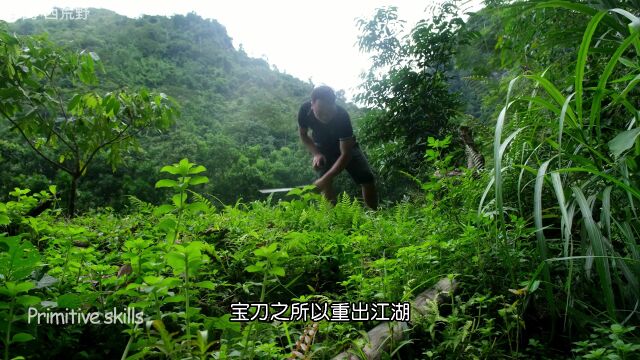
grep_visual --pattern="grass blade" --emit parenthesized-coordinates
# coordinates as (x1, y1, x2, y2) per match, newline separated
(572, 186, 616, 318)
(602, 186, 613, 246)
(589, 30, 640, 138)
(534, 160, 557, 323)
(558, 93, 576, 165)
(525, 74, 577, 125)
(556, 167, 640, 201)
(575, 10, 608, 125)
(534, 1, 625, 34)
(478, 175, 495, 218)
(550, 173, 572, 257)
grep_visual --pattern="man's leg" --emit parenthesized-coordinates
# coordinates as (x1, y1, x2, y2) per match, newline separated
(361, 181, 378, 210)
(345, 147, 378, 210)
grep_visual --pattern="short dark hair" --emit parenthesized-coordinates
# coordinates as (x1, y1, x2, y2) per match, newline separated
(311, 85, 336, 104)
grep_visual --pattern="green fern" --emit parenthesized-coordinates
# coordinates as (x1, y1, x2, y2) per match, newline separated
(188, 190, 214, 211)
(126, 195, 154, 214)
(332, 192, 364, 230)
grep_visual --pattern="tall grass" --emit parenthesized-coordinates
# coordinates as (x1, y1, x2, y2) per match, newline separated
(489, 2, 640, 325)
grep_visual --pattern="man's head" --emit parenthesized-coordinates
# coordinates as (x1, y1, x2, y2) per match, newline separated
(310, 85, 337, 123)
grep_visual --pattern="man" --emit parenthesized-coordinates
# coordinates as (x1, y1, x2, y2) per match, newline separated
(297, 85, 378, 209)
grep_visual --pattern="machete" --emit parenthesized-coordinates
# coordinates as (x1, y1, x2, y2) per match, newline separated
(258, 185, 312, 194)
(258, 187, 295, 194)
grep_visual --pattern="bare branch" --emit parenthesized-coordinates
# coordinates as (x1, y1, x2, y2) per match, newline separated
(79, 118, 133, 175)
(0, 107, 74, 174)
(22, 92, 76, 153)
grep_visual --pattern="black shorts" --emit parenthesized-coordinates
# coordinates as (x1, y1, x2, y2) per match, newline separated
(316, 146, 375, 185)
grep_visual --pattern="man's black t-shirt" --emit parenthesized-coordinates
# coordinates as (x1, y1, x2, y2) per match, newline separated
(297, 101, 358, 157)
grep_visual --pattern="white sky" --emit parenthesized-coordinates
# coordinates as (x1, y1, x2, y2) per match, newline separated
(1, 1, 483, 101)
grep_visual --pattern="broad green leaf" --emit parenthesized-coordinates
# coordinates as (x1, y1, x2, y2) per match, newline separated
(166, 251, 186, 273)
(153, 204, 174, 216)
(270, 266, 285, 277)
(172, 193, 187, 208)
(11, 333, 34, 343)
(189, 176, 209, 185)
(67, 94, 82, 112)
(254, 243, 278, 258)
(17, 295, 41, 306)
(155, 179, 178, 188)
(156, 217, 176, 232)
(188, 165, 207, 174)
(143, 276, 163, 285)
(177, 158, 192, 175)
(186, 202, 208, 213)
(245, 264, 264, 273)
(160, 165, 180, 175)
(164, 295, 186, 303)
(527, 280, 541, 293)
(159, 277, 182, 288)
(57, 293, 83, 309)
(0, 236, 40, 281)
(609, 128, 640, 159)
(128, 301, 152, 308)
(209, 314, 241, 332)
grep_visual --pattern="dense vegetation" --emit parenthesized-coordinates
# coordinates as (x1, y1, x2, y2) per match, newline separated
(1, 0, 639, 359)
(1, 9, 366, 211)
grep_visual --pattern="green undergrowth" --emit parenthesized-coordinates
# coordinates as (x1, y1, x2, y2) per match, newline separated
(3, 157, 636, 359)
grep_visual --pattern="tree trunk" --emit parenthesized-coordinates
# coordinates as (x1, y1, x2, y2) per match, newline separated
(68, 175, 78, 217)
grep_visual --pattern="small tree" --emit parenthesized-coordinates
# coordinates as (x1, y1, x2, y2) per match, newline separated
(355, 3, 467, 179)
(0, 27, 178, 216)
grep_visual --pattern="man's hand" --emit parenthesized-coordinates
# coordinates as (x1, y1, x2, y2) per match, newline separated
(313, 176, 331, 191)
(312, 153, 326, 170)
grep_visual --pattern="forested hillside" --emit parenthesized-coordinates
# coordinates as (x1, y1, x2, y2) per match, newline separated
(1, 1, 639, 359)
(1, 9, 364, 211)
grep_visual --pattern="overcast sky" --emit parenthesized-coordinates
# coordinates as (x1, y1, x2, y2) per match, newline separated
(1, 1, 483, 100)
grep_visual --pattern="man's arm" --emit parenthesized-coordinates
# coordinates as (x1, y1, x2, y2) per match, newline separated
(299, 127, 320, 155)
(299, 127, 327, 169)
(317, 137, 355, 182)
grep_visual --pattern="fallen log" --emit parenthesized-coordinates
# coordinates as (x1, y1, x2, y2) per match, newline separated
(333, 277, 457, 360)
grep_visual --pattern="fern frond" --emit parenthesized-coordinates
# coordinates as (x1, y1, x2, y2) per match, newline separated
(188, 190, 213, 210)
(126, 195, 153, 214)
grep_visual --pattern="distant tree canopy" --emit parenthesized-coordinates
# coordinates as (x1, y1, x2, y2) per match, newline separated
(0, 27, 178, 215)
(353, 3, 469, 195)
(1, 10, 367, 212)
